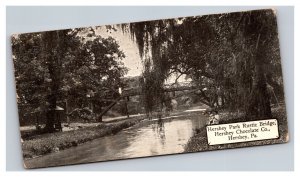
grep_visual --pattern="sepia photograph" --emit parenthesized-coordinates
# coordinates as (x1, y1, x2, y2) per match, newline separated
(11, 8, 289, 169)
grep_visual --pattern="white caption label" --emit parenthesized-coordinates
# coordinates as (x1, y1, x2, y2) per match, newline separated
(206, 119, 279, 145)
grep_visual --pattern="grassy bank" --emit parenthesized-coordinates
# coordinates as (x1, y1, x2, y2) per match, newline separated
(22, 116, 145, 159)
(185, 106, 289, 152)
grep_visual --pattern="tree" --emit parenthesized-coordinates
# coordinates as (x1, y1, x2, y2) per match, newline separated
(72, 34, 127, 122)
(12, 27, 128, 131)
(123, 20, 177, 117)
(242, 10, 279, 119)
(12, 33, 48, 126)
(123, 9, 283, 119)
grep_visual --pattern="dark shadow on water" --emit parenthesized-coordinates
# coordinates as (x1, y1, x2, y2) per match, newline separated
(25, 112, 208, 169)
(156, 118, 166, 145)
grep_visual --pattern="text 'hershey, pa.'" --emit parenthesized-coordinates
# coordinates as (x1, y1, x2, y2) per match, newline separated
(206, 119, 279, 145)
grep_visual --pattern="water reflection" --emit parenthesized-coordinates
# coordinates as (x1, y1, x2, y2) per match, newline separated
(25, 113, 207, 168)
(156, 118, 166, 145)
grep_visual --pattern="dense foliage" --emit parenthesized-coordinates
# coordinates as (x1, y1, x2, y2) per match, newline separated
(125, 9, 284, 119)
(12, 9, 285, 132)
(12, 28, 127, 131)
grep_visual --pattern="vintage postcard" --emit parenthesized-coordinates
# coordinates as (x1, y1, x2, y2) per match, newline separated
(11, 8, 289, 168)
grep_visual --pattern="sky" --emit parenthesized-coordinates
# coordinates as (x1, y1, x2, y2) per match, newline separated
(95, 26, 143, 77)
(95, 25, 191, 84)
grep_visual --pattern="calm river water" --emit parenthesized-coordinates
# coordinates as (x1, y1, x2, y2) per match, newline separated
(25, 112, 207, 168)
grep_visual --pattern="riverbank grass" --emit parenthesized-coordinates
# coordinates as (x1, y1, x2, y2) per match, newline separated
(22, 117, 144, 159)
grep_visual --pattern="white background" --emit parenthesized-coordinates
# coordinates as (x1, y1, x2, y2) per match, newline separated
(1, 0, 298, 176)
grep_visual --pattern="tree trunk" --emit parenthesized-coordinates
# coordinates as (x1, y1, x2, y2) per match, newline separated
(45, 55, 59, 132)
(124, 97, 129, 118)
(43, 31, 63, 132)
(246, 34, 272, 120)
